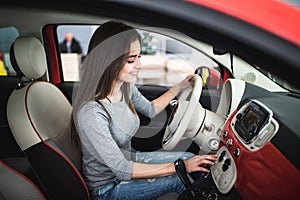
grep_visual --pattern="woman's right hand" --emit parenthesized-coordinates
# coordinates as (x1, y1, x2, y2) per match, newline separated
(184, 154, 218, 173)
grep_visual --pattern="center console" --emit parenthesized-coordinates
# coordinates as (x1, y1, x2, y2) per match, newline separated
(210, 146, 237, 194)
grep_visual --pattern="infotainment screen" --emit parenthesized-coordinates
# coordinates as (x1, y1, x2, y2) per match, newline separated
(235, 101, 269, 143)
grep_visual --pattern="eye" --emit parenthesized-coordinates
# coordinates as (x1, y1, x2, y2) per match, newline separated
(126, 55, 141, 64)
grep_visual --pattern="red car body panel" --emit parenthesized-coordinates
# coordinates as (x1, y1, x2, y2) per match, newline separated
(188, 0, 300, 46)
(221, 111, 300, 200)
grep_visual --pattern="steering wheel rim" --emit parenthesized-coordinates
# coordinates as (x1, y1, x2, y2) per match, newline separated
(162, 74, 203, 150)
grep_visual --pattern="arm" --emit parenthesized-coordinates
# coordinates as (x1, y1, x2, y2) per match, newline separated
(132, 162, 175, 179)
(152, 74, 196, 115)
(131, 74, 196, 118)
(131, 154, 217, 179)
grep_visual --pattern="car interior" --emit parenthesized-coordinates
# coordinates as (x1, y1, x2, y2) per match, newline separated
(0, 1, 300, 200)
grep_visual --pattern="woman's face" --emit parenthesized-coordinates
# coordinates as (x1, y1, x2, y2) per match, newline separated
(118, 39, 141, 83)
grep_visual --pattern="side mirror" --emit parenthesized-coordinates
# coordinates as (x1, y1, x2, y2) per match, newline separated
(195, 66, 221, 89)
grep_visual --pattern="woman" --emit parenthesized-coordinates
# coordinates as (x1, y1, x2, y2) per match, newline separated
(72, 21, 217, 200)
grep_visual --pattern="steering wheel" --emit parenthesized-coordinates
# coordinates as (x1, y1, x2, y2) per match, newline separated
(162, 74, 203, 150)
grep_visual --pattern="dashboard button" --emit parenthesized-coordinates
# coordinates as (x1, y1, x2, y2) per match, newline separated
(236, 113, 243, 121)
(226, 138, 233, 147)
(233, 148, 240, 158)
(222, 131, 228, 139)
(222, 158, 231, 171)
(218, 150, 226, 162)
(209, 138, 220, 150)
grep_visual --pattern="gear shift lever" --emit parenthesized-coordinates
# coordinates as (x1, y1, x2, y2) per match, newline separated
(174, 159, 196, 198)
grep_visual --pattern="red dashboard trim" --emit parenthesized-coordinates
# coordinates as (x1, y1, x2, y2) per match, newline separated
(221, 110, 300, 200)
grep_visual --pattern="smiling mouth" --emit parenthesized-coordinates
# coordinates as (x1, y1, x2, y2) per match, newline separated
(130, 71, 139, 76)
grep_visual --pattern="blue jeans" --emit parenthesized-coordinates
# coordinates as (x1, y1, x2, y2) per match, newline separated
(91, 151, 194, 200)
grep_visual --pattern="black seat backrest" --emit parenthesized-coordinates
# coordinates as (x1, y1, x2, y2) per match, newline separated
(0, 159, 47, 200)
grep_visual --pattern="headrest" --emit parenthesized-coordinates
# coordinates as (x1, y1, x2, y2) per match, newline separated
(10, 36, 47, 79)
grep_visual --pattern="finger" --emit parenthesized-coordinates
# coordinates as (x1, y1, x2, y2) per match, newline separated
(197, 166, 210, 173)
(192, 155, 202, 160)
(199, 160, 216, 166)
(195, 154, 217, 161)
(194, 156, 217, 166)
(203, 154, 218, 161)
(190, 75, 196, 81)
(186, 74, 195, 81)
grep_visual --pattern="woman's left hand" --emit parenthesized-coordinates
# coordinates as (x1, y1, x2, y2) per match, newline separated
(170, 74, 196, 96)
(177, 74, 196, 90)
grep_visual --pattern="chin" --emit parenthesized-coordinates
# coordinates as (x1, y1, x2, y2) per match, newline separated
(125, 78, 137, 83)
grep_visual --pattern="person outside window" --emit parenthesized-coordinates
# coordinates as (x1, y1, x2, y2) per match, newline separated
(59, 32, 83, 57)
(71, 21, 217, 200)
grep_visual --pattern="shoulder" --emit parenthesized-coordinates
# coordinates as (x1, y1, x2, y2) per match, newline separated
(78, 101, 109, 120)
(72, 38, 80, 44)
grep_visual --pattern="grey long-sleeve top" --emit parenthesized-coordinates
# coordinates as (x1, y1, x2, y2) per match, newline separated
(77, 84, 156, 190)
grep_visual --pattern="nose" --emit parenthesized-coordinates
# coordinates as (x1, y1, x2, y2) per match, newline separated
(134, 57, 141, 68)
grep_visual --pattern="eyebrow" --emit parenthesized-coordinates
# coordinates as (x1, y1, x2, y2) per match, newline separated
(126, 54, 139, 59)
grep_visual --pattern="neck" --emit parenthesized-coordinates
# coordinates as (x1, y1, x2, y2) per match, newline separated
(108, 80, 123, 102)
(113, 80, 123, 93)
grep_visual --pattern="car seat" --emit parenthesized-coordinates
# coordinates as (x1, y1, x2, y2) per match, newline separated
(6, 36, 90, 200)
(0, 159, 46, 200)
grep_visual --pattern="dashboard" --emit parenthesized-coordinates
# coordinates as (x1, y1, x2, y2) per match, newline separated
(209, 80, 300, 200)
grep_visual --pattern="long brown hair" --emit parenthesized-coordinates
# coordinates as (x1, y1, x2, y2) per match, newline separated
(71, 21, 141, 147)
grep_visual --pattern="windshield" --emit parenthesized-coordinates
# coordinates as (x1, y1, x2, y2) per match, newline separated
(257, 67, 300, 93)
(284, 0, 300, 7)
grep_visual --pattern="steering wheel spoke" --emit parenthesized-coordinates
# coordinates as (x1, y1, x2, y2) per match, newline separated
(163, 74, 204, 150)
